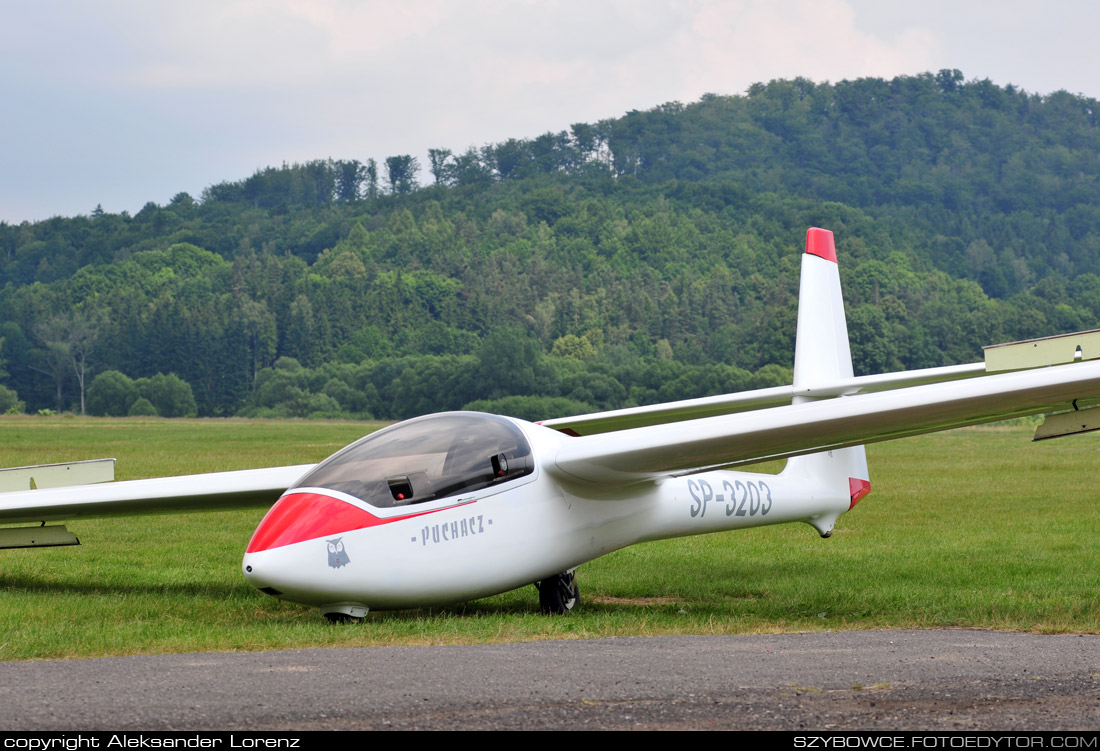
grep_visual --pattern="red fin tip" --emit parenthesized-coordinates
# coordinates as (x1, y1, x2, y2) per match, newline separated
(806, 227, 837, 263)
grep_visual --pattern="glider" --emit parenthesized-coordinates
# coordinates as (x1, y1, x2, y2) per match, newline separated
(4, 228, 1100, 621)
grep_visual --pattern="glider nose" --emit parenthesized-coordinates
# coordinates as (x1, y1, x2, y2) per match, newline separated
(241, 558, 282, 596)
(241, 491, 377, 601)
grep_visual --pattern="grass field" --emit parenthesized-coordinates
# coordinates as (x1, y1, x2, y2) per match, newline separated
(1, 415, 1098, 661)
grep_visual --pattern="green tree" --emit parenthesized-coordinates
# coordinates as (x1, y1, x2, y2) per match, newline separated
(0, 384, 24, 413)
(848, 304, 899, 375)
(462, 395, 595, 421)
(475, 327, 548, 400)
(127, 397, 158, 416)
(364, 158, 379, 199)
(551, 333, 596, 360)
(335, 159, 365, 202)
(283, 294, 320, 365)
(427, 148, 453, 185)
(87, 370, 137, 416)
(384, 155, 420, 195)
(233, 297, 277, 390)
(32, 335, 72, 412)
(32, 307, 105, 414)
(450, 147, 492, 186)
(135, 373, 197, 417)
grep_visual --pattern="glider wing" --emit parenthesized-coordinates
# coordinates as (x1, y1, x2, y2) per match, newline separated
(0, 464, 315, 524)
(539, 362, 987, 436)
(551, 360, 1100, 483)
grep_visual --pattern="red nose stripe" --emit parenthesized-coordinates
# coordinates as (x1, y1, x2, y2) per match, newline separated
(246, 492, 453, 553)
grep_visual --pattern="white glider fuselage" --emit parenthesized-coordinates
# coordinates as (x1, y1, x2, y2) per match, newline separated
(241, 417, 850, 612)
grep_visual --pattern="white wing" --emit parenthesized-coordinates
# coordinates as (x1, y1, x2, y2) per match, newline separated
(539, 362, 987, 436)
(0, 464, 314, 524)
(550, 361, 1100, 483)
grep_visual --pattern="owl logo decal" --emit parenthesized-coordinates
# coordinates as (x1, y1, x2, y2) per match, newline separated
(326, 537, 350, 568)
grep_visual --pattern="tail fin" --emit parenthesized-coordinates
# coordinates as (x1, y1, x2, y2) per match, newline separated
(781, 228, 870, 533)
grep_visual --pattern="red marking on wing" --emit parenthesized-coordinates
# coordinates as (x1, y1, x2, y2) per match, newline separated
(246, 492, 457, 553)
(849, 477, 871, 508)
(806, 227, 837, 263)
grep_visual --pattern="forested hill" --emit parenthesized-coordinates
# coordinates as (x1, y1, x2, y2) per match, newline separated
(3, 70, 1100, 420)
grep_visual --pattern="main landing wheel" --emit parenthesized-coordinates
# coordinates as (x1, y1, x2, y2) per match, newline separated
(536, 570, 579, 614)
(321, 603, 369, 623)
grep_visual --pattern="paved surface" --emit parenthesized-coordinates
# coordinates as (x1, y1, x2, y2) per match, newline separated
(2, 631, 1099, 730)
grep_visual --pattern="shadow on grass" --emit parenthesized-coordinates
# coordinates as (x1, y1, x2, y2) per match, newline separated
(0, 574, 685, 619)
(369, 594, 748, 621)
(0, 573, 247, 599)
(1, 568, 818, 626)
(370, 599, 544, 620)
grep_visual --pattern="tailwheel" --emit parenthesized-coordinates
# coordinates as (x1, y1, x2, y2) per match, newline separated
(536, 569, 579, 614)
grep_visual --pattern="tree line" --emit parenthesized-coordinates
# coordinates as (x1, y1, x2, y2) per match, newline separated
(2, 71, 1099, 419)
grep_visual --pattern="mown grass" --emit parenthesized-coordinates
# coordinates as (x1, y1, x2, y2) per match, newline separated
(1, 416, 1098, 661)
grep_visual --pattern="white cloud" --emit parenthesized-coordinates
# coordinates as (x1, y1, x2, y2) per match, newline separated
(4, 0, 1100, 222)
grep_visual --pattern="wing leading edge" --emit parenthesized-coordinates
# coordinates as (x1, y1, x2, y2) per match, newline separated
(539, 362, 988, 436)
(550, 360, 1100, 484)
(0, 464, 315, 524)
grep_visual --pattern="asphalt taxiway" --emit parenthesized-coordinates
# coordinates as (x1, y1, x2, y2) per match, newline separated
(2, 630, 1098, 730)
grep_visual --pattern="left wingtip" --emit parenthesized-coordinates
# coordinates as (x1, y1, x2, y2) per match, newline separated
(806, 227, 837, 263)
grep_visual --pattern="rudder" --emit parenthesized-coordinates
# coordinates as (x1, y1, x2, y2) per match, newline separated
(781, 228, 871, 527)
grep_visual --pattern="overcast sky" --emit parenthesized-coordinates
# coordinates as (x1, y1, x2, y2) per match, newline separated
(3, 0, 1098, 224)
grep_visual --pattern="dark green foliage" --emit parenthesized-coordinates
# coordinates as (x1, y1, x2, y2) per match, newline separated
(848, 304, 899, 375)
(462, 396, 597, 421)
(384, 155, 420, 195)
(88, 370, 196, 417)
(0, 384, 24, 413)
(127, 397, 158, 417)
(87, 371, 137, 417)
(3, 73, 1099, 418)
(475, 327, 548, 400)
(135, 373, 197, 418)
